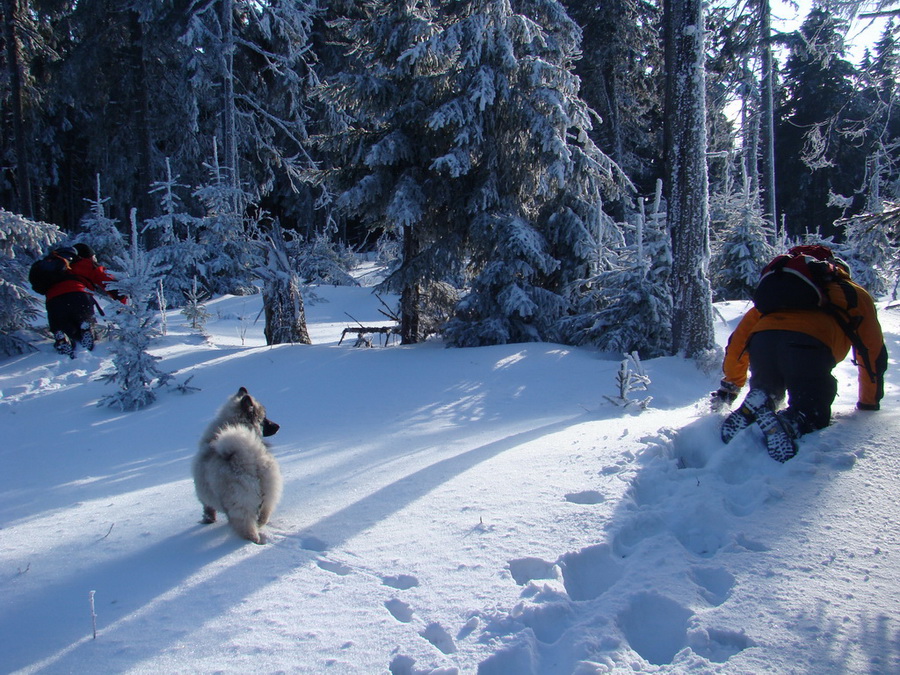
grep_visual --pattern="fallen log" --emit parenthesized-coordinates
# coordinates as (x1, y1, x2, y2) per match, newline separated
(339, 325, 400, 347)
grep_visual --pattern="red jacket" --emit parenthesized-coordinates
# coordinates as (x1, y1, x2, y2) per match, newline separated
(722, 271, 887, 408)
(45, 257, 120, 302)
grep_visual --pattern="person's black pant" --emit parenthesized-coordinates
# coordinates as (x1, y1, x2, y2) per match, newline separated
(747, 329, 837, 431)
(46, 292, 95, 343)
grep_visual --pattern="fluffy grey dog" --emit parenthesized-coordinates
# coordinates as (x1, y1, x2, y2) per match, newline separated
(193, 387, 282, 544)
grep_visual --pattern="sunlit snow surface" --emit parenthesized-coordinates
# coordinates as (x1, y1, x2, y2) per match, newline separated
(1, 266, 898, 674)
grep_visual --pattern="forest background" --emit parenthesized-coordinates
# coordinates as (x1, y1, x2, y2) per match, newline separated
(2, 0, 900, 391)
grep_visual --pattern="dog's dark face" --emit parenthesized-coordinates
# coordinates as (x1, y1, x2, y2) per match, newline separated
(237, 388, 279, 437)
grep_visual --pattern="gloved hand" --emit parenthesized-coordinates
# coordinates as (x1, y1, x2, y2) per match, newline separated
(856, 402, 879, 411)
(710, 380, 740, 412)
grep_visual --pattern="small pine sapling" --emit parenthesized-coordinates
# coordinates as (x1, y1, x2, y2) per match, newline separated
(604, 351, 652, 409)
(182, 276, 211, 333)
(98, 209, 172, 411)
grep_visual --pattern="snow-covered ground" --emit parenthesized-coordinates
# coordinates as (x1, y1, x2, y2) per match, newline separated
(1, 267, 898, 674)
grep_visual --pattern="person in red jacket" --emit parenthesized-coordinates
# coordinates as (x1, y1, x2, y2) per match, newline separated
(46, 243, 124, 357)
(712, 247, 887, 461)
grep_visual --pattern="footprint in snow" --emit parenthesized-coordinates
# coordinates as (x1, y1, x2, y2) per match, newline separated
(689, 565, 735, 606)
(382, 573, 419, 590)
(300, 535, 329, 552)
(317, 558, 352, 576)
(618, 592, 693, 666)
(507, 557, 558, 586)
(419, 622, 456, 654)
(384, 598, 414, 623)
(689, 626, 755, 663)
(558, 544, 623, 601)
(564, 489, 605, 505)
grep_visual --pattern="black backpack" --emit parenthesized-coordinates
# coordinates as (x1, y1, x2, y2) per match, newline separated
(752, 247, 838, 315)
(753, 245, 878, 383)
(29, 248, 76, 295)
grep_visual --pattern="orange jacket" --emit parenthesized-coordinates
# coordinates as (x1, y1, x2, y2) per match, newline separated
(45, 257, 120, 302)
(722, 274, 887, 408)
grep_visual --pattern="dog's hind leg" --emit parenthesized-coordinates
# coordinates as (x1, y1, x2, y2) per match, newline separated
(227, 515, 262, 544)
(201, 505, 217, 524)
(257, 504, 273, 527)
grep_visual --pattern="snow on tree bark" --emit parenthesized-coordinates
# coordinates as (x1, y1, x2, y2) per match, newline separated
(663, 0, 715, 358)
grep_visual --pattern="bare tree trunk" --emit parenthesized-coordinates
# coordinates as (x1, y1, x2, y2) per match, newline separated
(128, 9, 155, 223)
(759, 0, 777, 228)
(220, 0, 239, 194)
(3, 0, 33, 217)
(400, 225, 420, 345)
(663, 0, 715, 358)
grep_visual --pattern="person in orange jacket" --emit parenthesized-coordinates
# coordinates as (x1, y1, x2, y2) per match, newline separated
(712, 248, 887, 461)
(46, 243, 125, 357)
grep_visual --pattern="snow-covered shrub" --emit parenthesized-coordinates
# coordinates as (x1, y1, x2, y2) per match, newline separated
(98, 210, 171, 411)
(0, 209, 64, 355)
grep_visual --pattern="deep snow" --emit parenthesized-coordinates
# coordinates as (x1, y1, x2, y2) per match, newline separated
(1, 267, 898, 674)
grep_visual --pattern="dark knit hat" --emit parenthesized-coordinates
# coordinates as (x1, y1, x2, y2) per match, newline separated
(54, 246, 78, 261)
(74, 243, 95, 259)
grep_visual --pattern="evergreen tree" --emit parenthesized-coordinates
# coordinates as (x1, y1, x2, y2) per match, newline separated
(0, 209, 63, 355)
(144, 158, 205, 306)
(182, 0, 320, 200)
(76, 174, 126, 264)
(99, 210, 171, 411)
(775, 7, 864, 237)
(710, 164, 776, 300)
(317, 0, 623, 347)
(193, 145, 260, 296)
(561, 182, 672, 357)
(182, 276, 212, 334)
(836, 209, 899, 297)
(852, 21, 900, 213)
(563, 0, 663, 212)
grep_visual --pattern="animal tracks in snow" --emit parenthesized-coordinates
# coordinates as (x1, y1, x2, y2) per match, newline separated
(298, 542, 461, 669)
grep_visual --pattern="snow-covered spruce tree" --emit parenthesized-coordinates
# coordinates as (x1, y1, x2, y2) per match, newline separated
(255, 221, 312, 345)
(193, 144, 260, 296)
(709, 165, 776, 301)
(835, 208, 899, 298)
(441, 0, 625, 346)
(317, 1, 623, 346)
(561, 183, 672, 358)
(296, 229, 358, 286)
(181, 0, 320, 198)
(99, 210, 171, 411)
(76, 174, 126, 264)
(144, 158, 206, 307)
(311, 1, 461, 344)
(0, 209, 63, 355)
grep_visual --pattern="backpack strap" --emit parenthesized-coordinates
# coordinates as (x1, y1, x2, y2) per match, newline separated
(822, 281, 877, 383)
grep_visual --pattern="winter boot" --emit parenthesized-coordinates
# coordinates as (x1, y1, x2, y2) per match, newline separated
(53, 331, 74, 359)
(756, 406, 799, 462)
(80, 322, 95, 351)
(721, 388, 770, 444)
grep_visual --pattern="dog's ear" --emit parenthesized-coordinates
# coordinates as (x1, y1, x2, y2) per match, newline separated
(239, 395, 256, 418)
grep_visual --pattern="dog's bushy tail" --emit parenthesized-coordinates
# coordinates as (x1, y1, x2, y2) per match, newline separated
(210, 424, 283, 542)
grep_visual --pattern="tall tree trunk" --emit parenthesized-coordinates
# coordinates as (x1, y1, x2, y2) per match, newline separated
(220, 0, 239, 195)
(663, 0, 715, 358)
(128, 9, 155, 222)
(3, 0, 33, 217)
(400, 225, 420, 345)
(759, 0, 777, 229)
